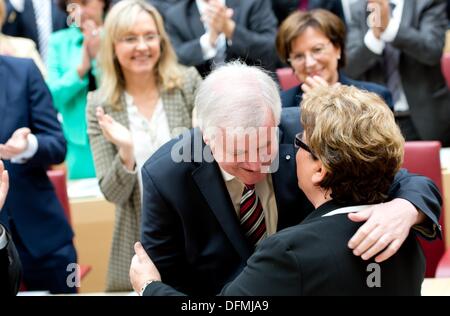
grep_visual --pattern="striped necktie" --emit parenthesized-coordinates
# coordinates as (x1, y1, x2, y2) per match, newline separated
(32, 0, 52, 63)
(383, 2, 402, 105)
(240, 184, 267, 247)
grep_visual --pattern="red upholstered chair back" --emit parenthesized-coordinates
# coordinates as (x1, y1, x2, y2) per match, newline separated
(402, 141, 446, 277)
(47, 169, 72, 225)
(276, 68, 301, 91)
(442, 53, 450, 88)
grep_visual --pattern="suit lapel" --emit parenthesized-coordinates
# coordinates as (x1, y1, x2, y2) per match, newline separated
(160, 90, 187, 137)
(192, 150, 252, 261)
(399, 0, 415, 30)
(108, 97, 131, 129)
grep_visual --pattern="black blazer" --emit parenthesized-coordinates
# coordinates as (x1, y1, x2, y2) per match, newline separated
(281, 73, 393, 109)
(141, 111, 441, 295)
(145, 200, 425, 296)
(0, 227, 22, 296)
(2, 0, 67, 53)
(164, 0, 278, 77)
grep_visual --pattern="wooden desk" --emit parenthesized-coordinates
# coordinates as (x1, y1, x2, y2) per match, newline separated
(422, 278, 450, 296)
(70, 197, 115, 293)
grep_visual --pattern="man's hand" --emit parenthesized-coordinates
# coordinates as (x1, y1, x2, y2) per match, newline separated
(367, 0, 391, 39)
(302, 76, 330, 96)
(130, 242, 161, 294)
(202, 0, 234, 39)
(0, 128, 31, 160)
(0, 160, 9, 211)
(348, 198, 420, 262)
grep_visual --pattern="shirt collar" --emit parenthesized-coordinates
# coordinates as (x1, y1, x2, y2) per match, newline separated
(219, 167, 235, 182)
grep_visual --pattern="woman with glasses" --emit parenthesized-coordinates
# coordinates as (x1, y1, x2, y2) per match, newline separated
(131, 85, 426, 296)
(87, 0, 202, 291)
(276, 9, 393, 109)
(47, 0, 112, 179)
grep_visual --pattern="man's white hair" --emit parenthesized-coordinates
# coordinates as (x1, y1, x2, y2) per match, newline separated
(195, 61, 281, 131)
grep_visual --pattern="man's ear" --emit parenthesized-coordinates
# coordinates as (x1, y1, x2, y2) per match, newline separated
(311, 160, 327, 185)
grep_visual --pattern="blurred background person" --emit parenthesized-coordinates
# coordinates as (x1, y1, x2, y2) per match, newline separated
(0, 161, 22, 296)
(1, 0, 67, 63)
(0, 0, 46, 76)
(345, 0, 450, 146)
(46, 0, 111, 179)
(163, 0, 278, 77)
(271, 0, 346, 26)
(146, 0, 179, 19)
(87, 0, 201, 291)
(276, 9, 392, 109)
(0, 55, 76, 294)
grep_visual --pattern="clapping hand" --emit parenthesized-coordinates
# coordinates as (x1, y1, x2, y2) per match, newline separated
(96, 106, 135, 170)
(367, 0, 391, 39)
(0, 128, 31, 160)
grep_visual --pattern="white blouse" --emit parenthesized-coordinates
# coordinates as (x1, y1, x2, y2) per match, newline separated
(125, 93, 172, 190)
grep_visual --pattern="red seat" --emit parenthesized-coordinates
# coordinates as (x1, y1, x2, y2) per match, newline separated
(403, 141, 449, 277)
(441, 53, 450, 89)
(276, 68, 301, 91)
(47, 169, 92, 280)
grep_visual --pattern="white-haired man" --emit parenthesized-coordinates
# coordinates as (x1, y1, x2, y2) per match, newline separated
(139, 62, 441, 296)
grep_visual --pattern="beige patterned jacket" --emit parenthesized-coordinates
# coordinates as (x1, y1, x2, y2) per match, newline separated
(87, 66, 202, 291)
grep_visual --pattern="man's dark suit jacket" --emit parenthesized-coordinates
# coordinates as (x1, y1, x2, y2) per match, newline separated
(281, 73, 393, 109)
(141, 109, 441, 295)
(164, 0, 278, 77)
(2, 0, 67, 53)
(145, 200, 425, 296)
(271, 0, 345, 25)
(345, 0, 450, 146)
(0, 228, 22, 296)
(0, 56, 73, 260)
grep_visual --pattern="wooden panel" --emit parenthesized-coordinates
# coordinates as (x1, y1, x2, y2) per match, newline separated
(70, 197, 115, 293)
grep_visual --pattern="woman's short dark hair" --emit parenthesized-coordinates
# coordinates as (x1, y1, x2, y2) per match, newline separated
(276, 9, 347, 69)
(58, 0, 112, 15)
(300, 85, 404, 204)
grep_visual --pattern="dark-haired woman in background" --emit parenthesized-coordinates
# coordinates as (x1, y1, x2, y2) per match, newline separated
(276, 9, 392, 109)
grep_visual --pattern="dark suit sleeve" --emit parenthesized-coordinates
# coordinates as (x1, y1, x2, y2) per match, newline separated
(0, 228, 22, 296)
(392, 0, 447, 66)
(219, 236, 301, 296)
(25, 60, 67, 167)
(228, 0, 278, 67)
(388, 169, 442, 239)
(143, 235, 302, 296)
(140, 166, 191, 292)
(345, 3, 384, 78)
(165, 10, 207, 67)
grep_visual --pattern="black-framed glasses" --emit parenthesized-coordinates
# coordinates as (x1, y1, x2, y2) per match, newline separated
(294, 132, 317, 159)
